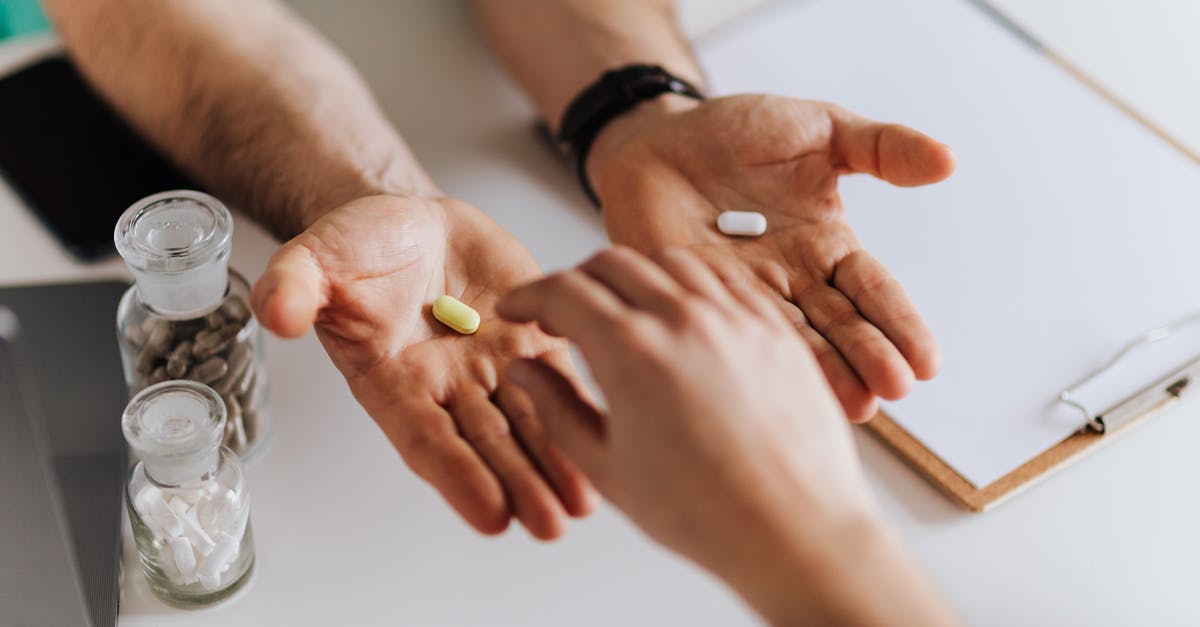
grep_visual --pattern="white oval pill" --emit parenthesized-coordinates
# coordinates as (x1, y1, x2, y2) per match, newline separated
(716, 211, 767, 237)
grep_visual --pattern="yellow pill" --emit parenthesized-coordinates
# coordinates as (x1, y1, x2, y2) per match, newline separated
(432, 295, 480, 335)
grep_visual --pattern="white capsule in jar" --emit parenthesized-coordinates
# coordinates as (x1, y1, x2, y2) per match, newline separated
(716, 211, 767, 237)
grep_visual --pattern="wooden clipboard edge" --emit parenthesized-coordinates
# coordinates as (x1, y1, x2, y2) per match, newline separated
(977, 0, 1200, 168)
(1046, 51, 1200, 168)
(860, 397, 1171, 512)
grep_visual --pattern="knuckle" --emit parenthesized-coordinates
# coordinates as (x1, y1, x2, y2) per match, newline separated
(614, 315, 665, 352)
(606, 244, 641, 260)
(778, 303, 807, 329)
(542, 270, 576, 290)
(672, 295, 715, 329)
(583, 247, 625, 270)
(493, 328, 534, 357)
(841, 330, 884, 364)
(826, 305, 861, 334)
(590, 246, 647, 276)
(467, 354, 502, 389)
(845, 260, 896, 300)
(853, 273, 892, 301)
(664, 248, 709, 276)
(463, 421, 512, 451)
(673, 297, 723, 334)
(398, 423, 450, 473)
(647, 248, 674, 267)
(538, 271, 588, 304)
(503, 402, 541, 439)
(658, 247, 695, 266)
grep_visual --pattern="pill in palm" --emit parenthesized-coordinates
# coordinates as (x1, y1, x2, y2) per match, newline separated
(716, 211, 767, 237)
(432, 295, 480, 335)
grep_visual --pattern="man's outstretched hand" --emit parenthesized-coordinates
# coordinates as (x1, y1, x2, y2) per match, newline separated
(586, 94, 957, 422)
(250, 195, 594, 539)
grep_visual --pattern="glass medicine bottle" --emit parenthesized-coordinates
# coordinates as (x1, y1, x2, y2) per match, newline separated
(115, 190, 269, 459)
(123, 380, 256, 607)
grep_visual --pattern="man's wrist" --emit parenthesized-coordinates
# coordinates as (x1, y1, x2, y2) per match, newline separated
(554, 63, 703, 207)
(584, 91, 701, 199)
(290, 164, 442, 238)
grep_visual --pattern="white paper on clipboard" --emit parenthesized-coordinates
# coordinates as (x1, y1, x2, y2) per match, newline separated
(697, 0, 1200, 488)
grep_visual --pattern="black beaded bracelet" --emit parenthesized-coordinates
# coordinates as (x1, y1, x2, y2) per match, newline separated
(555, 64, 704, 208)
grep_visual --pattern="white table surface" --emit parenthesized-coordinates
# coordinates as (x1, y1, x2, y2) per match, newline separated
(1, 2, 1198, 625)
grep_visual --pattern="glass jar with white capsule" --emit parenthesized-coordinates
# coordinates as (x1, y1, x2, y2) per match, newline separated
(123, 380, 255, 607)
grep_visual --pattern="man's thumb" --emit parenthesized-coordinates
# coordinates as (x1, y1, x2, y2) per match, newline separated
(830, 106, 957, 187)
(251, 243, 327, 338)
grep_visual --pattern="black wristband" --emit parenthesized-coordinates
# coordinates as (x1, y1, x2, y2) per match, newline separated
(555, 64, 704, 208)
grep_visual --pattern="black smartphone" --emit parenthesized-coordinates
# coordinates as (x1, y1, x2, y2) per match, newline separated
(0, 56, 197, 261)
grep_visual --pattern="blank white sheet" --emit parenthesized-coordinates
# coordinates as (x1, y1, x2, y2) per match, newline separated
(697, 0, 1200, 487)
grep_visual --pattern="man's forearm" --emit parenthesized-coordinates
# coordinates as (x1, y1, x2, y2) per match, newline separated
(471, 0, 705, 131)
(44, 0, 437, 240)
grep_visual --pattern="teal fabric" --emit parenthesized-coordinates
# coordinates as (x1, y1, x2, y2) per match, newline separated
(0, 0, 50, 41)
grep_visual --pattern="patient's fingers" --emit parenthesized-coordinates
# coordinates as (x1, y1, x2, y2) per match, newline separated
(578, 247, 686, 315)
(506, 359, 609, 491)
(497, 269, 627, 352)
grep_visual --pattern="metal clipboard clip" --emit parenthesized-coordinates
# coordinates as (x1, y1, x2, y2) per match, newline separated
(1060, 313, 1200, 434)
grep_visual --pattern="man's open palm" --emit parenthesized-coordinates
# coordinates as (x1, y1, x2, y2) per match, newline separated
(251, 195, 593, 539)
(588, 95, 957, 421)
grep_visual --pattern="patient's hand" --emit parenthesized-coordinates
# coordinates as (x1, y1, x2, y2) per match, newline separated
(251, 195, 594, 539)
(496, 247, 915, 625)
(587, 94, 956, 421)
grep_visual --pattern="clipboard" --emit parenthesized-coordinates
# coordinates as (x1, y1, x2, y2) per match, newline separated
(854, 4, 1200, 513)
(864, 314, 1200, 511)
(696, 0, 1200, 512)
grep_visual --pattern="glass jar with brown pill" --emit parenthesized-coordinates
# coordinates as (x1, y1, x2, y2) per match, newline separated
(115, 191, 270, 460)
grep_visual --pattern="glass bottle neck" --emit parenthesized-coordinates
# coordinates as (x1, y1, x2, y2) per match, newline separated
(123, 381, 228, 488)
(135, 270, 231, 319)
(141, 452, 220, 488)
(115, 191, 235, 318)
